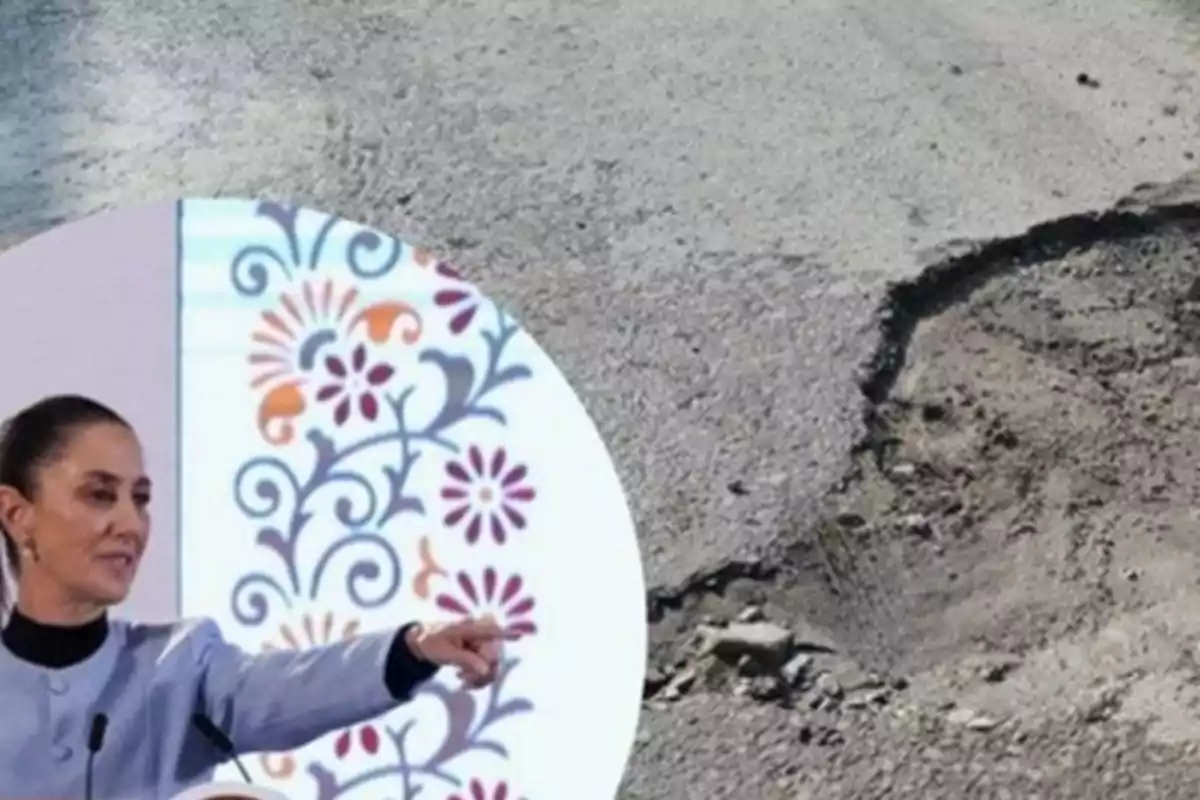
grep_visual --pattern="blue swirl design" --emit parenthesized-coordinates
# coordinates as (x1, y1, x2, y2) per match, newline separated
(222, 201, 537, 799)
(229, 202, 406, 297)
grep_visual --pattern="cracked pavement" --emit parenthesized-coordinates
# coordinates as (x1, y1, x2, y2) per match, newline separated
(632, 173, 1200, 799)
(4, 0, 1200, 797)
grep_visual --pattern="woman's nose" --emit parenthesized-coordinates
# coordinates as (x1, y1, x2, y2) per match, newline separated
(114, 501, 147, 536)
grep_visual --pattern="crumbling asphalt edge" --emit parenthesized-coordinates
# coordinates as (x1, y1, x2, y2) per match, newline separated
(643, 170, 1200, 626)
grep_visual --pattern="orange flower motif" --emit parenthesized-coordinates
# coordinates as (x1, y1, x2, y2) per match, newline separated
(413, 536, 448, 601)
(261, 610, 362, 652)
(248, 278, 423, 446)
(257, 611, 362, 779)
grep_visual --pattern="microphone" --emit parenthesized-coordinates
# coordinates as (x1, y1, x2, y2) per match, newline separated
(85, 713, 108, 800)
(191, 713, 253, 784)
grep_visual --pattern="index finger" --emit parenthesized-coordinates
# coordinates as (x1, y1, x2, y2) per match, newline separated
(456, 617, 519, 641)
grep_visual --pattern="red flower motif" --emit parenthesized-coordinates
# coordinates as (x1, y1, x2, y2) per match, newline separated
(441, 446, 535, 545)
(316, 343, 395, 425)
(433, 262, 479, 335)
(448, 779, 524, 800)
(333, 724, 380, 759)
(435, 567, 537, 636)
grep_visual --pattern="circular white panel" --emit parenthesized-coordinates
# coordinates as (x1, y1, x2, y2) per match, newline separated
(177, 199, 646, 800)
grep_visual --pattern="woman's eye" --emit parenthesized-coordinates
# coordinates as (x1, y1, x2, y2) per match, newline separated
(90, 490, 117, 503)
(134, 493, 152, 507)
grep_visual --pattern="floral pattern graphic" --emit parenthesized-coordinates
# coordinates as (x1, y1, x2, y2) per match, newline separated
(448, 779, 526, 800)
(190, 201, 542, 800)
(435, 568, 538, 637)
(247, 275, 422, 446)
(308, 660, 531, 800)
(442, 447, 536, 545)
(434, 261, 482, 335)
(262, 610, 362, 652)
(316, 343, 396, 425)
(333, 725, 381, 759)
(413, 536, 449, 600)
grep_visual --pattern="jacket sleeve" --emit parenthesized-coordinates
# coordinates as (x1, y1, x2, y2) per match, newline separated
(187, 618, 439, 754)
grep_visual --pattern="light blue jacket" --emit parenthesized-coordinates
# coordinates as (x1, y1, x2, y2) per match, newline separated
(0, 617, 436, 799)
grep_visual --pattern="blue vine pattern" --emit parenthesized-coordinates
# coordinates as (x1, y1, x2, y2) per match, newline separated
(221, 201, 536, 798)
(230, 202, 405, 297)
(309, 659, 532, 800)
(229, 303, 529, 625)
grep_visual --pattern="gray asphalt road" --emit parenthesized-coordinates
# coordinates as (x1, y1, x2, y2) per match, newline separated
(2, 2, 1199, 794)
(3, 1, 1198, 592)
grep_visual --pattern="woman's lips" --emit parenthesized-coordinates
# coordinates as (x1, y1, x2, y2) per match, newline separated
(98, 553, 135, 574)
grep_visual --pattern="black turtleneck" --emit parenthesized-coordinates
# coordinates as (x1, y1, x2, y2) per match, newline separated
(1, 607, 109, 668)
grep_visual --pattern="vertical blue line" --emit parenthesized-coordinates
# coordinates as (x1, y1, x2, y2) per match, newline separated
(174, 199, 184, 618)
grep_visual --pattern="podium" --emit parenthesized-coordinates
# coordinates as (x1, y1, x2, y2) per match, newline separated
(170, 783, 288, 800)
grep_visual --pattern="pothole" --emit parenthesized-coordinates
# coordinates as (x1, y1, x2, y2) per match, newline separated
(852, 219, 1200, 671)
(644, 174, 1200, 730)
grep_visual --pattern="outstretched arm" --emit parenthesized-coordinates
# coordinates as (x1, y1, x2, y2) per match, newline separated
(191, 620, 437, 755)
(189, 616, 514, 755)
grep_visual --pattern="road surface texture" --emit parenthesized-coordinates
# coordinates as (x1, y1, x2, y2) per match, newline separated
(3, 0, 1200, 797)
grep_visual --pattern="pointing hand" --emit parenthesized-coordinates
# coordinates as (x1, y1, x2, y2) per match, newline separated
(405, 616, 520, 688)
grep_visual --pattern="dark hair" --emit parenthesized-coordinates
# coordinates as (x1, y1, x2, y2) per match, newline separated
(0, 394, 129, 610)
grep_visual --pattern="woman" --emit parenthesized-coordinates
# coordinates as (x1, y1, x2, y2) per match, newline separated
(0, 394, 514, 799)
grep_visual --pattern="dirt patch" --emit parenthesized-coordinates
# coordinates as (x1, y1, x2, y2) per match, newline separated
(642, 173, 1200, 773)
(853, 218, 1200, 669)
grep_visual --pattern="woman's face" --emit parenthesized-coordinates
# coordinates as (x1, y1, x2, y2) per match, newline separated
(4, 422, 152, 607)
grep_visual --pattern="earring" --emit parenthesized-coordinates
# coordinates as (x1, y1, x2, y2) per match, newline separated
(21, 541, 37, 563)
